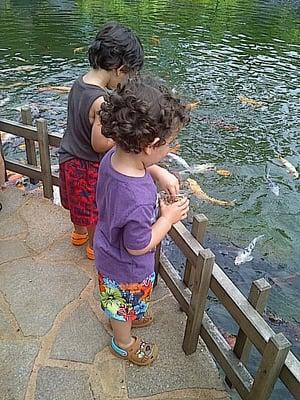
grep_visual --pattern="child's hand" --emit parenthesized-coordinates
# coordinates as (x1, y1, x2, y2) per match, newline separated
(156, 169, 179, 199)
(160, 197, 189, 225)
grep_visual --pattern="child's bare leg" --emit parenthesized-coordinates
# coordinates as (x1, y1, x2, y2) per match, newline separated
(87, 225, 96, 248)
(110, 319, 134, 348)
(73, 224, 87, 235)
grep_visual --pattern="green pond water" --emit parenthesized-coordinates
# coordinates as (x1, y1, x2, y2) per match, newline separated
(0, 1, 300, 398)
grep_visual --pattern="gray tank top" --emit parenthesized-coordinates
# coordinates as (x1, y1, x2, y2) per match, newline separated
(59, 76, 107, 163)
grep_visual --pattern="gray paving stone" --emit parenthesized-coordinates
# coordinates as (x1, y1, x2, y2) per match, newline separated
(41, 233, 86, 262)
(0, 309, 13, 337)
(0, 239, 31, 265)
(0, 259, 90, 336)
(19, 195, 72, 252)
(0, 339, 39, 400)
(0, 187, 27, 217)
(0, 212, 27, 239)
(35, 367, 94, 400)
(126, 296, 224, 397)
(51, 302, 109, 363)
(151, 276, 172, 302)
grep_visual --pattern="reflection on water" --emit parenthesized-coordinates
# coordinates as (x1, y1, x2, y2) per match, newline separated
(0, 1, 299, 397)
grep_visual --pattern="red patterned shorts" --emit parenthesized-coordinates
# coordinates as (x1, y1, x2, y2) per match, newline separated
(59, 158, 100, 227)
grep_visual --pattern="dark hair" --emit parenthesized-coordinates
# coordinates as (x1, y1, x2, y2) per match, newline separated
(88, 22, 144, 73)
(100, 77, 190, 153)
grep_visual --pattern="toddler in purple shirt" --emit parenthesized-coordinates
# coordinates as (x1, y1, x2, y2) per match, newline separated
(94, 77, 190, 366)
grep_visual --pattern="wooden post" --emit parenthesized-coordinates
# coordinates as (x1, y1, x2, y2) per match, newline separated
(36, 119, 53, 199)
(21, 106, 38, 184)
(226, 278, 271, 387)
(248, 333, 291, 400)
(183, 214, 208, 288)
(182, 248, 214, 355)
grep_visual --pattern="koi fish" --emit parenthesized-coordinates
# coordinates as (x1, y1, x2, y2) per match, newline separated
(266, 169, 280, 196)
(73, 46, 86, 54)
(38, 86, 71, 93)
(185, 101, 201, 111)
(0, 65, 40, 73)
(216, 169, 231, 177)
(167, 152, 190, 170)
(0, 82, 25, 89)
(278, 156, 299, 179)
(168, 143, 181, 154)
(239, 95, 264, 108)
(234, 235, 264, 266)
(187, 178, 235, 207)
(189, 163, 215, 174)
(149, 36, 160, 46)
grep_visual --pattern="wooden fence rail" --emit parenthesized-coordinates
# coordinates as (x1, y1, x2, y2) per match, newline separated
(1, 111, 300, 400)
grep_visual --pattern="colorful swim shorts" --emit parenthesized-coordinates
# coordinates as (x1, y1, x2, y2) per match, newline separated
(59, 158, 100, 227)
(98, 272, 155, 322)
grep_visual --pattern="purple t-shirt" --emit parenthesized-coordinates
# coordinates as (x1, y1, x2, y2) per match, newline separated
(94, 148, 157, 283)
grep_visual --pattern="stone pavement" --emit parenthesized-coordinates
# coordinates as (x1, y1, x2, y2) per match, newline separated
(0, 188, 229, 400)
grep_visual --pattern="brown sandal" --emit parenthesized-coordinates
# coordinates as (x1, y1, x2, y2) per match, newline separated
(110, 336, 158, 366)
(132, 311, 153, 328)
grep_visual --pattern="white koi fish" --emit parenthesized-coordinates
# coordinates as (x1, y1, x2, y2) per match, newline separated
(167, 153, 215, 175)
(266, 169, 280, 196)
(278, 156, 299, 179)
(234, 235, 264, 266)
(167, 152, 190, 170)
(188, 163, 216, 174)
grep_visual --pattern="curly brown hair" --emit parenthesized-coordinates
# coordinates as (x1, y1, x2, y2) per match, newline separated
(100, 77, 190, 153)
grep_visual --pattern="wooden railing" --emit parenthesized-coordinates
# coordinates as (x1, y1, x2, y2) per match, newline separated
(1, 111, 300, 400)
(0, 107, 61, 198)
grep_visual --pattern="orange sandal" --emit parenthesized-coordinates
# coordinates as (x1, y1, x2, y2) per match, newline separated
(86, 245, 95, 260)
(71, 231, 88, 246)
(110, 336, 158, 366)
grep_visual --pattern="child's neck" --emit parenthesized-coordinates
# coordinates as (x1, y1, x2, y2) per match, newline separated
(83, 68, 110, 89)
(111, 148, 146, 177)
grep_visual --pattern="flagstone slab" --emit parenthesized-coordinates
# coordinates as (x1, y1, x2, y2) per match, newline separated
(126, 296, 224, 398)
(0, 212, 27, 239)
(0, 309, 14, 338)
(35, 367, 94, 400)
(0, 259, 90, 336)
(0, 239, 31, 265)
(0, 187, 27, 217)
(41, 233, 86, 262)
(51, 302, 110, 363)
(18, 195, 72, 252)
(0, 339, 39, 400)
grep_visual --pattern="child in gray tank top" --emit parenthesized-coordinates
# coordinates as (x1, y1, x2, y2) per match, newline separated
(58, 22, 144, 260)
(59, 22, 183, 263)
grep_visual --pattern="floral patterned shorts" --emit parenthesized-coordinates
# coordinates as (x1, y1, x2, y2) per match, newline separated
(98, 272, 155, 322)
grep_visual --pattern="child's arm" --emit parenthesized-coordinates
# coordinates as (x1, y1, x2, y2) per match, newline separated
(147, 165, 179, 198)
(90, 97, 115, 153)
(126, 198, 189, 256)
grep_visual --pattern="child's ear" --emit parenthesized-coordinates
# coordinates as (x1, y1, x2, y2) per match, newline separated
(144, 137, 160, 155)
(116, 65, 125, 76)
